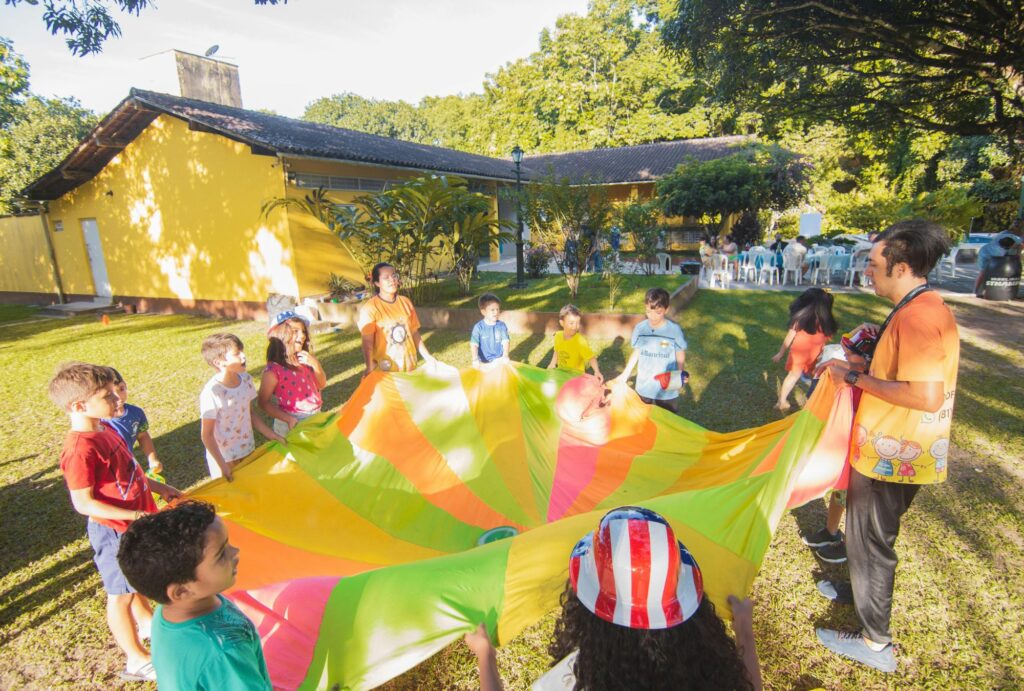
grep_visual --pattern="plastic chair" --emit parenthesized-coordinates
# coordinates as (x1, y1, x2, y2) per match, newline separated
(656, 252, 672, 274)
(932, 246, 960, 279)
(751, 248, 778, 285)
(707, 253, 731, 289)
(845, 253, 869, 287)
(735, 253, 757, 282)
(810, 253, 834, 285)
(781, 251, 803, 286)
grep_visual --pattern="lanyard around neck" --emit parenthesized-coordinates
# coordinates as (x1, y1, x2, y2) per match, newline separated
(875, 283, 930, 346)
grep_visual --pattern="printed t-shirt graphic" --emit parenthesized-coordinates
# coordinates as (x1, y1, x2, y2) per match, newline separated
(358, 295, 421, 372)
(471, 320, 510, 364)
(554, 332, 595, 373)
(850, 291, 959, 484)
(631, 319, 688, 400)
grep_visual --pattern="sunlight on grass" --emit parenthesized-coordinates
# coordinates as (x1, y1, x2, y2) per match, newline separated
(1, 291, 1021, 689)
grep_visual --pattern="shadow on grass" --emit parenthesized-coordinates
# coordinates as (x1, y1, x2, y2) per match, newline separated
(0, 546, 94, 639)
(0, 466, 92, 624)
(510, 334, 545, 364)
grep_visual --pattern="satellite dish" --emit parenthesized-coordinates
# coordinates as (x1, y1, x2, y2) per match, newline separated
(204, 45, 219, 57)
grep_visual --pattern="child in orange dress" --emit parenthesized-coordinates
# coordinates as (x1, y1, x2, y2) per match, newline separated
(772, 288, 837, 411)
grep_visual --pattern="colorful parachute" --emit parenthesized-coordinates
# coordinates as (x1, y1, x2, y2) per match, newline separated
(190, 363, 852, 690)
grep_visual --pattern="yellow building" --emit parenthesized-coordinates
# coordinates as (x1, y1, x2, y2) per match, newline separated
(2, 85, 751, 317)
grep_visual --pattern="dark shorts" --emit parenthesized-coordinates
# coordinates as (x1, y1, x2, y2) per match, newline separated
(87, 520, 135, 596)
(639, 395, 679, 414)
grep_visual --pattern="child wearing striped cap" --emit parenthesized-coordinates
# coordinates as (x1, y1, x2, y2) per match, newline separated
(464, 506, 763, 690)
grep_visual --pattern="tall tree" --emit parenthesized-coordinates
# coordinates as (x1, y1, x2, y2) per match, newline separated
(657, 144, 811, 234)
(0, 95, 97, 213)
(520, 175, 614, 298)
(0, 37, 29, 129)
(303, 93, 431, 143)
(661, 0, 1024, 153)
(4, 0, 285, 56)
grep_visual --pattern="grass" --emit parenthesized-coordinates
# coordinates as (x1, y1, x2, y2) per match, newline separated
(0, 304, 39, 323)
(416, 270, 686, 313)
(0, 290, 1021, 689)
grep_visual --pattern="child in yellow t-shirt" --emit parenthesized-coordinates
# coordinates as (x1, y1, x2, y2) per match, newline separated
(548, 304, 603, 381)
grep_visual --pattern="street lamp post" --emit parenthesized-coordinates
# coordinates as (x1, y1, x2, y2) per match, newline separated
(510, 145, 528, 289)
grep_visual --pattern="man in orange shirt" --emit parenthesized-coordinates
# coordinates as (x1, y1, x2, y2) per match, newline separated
(814, 220, 959, 672)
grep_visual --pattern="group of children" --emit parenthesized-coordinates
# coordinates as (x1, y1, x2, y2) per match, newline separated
(51, 257, 844, 688)
(49, 306, 327, 683)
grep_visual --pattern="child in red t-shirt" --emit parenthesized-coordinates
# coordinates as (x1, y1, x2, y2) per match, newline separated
(49, 362, 181, 682)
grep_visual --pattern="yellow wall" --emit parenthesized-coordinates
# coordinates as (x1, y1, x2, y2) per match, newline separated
(278, 159, 503, 286)
(0, 215, 58, 294)
(47, 114, 296, 303)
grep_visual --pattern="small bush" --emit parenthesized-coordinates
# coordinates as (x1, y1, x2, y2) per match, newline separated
(525, 245, 553, 278)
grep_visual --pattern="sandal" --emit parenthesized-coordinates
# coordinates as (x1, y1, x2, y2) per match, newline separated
(120, 660, 157, 682)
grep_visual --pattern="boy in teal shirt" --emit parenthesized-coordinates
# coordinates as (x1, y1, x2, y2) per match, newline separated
(117, 501, 271, 690)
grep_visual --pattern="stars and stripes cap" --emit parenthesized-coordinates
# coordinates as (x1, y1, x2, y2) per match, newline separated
(569, 506, 703, 629)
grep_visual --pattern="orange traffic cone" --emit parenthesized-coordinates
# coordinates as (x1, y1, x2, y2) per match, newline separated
(101, 314, 111, 326)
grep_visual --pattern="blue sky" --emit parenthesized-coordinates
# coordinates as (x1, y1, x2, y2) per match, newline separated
(4, 0, 589, 117)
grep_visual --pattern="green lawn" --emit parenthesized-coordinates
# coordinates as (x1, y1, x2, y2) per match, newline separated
(417, 270, 687, 313)
(1, 290, 1021, 689)
(0, 303, 39, 323)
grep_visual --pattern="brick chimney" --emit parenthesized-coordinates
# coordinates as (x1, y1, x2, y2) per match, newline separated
(173, 50, 242, 108)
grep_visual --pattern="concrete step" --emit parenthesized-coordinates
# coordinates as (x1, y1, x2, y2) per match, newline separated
(38, 301, 125, 319)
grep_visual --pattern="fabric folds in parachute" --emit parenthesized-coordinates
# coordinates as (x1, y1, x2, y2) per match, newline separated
(189, 363, 852, 690)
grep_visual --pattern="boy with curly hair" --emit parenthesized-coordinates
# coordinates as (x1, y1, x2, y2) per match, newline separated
(117, 501, 271, 690)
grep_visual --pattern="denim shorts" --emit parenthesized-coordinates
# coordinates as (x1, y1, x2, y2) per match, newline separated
(87, 519, 135, 595)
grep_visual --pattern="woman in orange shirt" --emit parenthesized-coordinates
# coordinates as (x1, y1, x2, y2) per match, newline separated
(356, 263, 436, 376)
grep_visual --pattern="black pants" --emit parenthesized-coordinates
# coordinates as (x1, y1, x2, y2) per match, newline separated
(639, 395, 678, 414)
(846, 468, 921, 644)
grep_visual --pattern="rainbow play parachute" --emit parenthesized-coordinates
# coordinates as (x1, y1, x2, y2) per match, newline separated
(190, 363, 852, 690)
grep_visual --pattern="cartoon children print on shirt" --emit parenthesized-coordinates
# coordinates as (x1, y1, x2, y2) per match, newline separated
(930, 438, 949, 475)
(378, 320, 410, 372)
(870, 434, 900, 477)
(895, 440, 923, 482)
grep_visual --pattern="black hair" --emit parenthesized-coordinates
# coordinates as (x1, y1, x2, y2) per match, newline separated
(645, 287, 670, 310)
(371, 262, 396, 293)
(117, 501, 218, 604)
(109, 368, 124, 384)
(874, 220, 952, 277)
(998, 236, 1016, 249)
(788, 288, 837, 337)
(478, 293, 501, 310)
(560, 303, 582, 320)
(548, 582, 754, 691)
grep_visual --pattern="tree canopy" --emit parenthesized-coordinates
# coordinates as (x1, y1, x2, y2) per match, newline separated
(300, 0, 749, 157)
(4, 0, 286, 56)
(0, 94, 97, 213)
(657, 144, 811, 227)
(660, 0, 1024, 151)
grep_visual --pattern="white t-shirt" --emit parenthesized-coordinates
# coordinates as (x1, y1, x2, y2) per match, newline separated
(199, 372, 257, 477)
(531, 651, 578, 691)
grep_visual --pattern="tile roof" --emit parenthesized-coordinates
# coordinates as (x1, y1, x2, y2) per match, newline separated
(131, 89, 522, 181)
(22, 89, 756, 200)
(524, 135, 755, 184)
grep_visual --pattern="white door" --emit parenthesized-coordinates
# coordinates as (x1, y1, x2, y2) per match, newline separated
(80, 219, 112, 297)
